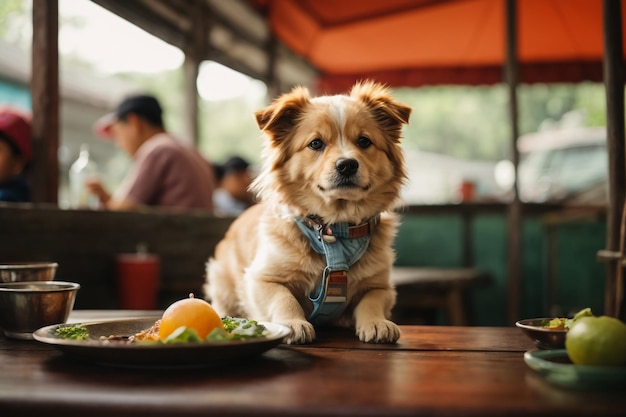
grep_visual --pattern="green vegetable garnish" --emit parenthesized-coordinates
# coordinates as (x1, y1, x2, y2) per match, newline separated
(206, 327, 235, 341)
(162, 326, 202, 344)
(541, 307, 594, 330)
(206, 317, 266, 342)
(55, 325, 89, 340)
(162, 318, 266, 343)
(572, 307, 593, 321)
(221, 316, 266, 338)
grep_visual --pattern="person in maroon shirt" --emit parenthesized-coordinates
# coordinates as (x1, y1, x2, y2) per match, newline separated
(88, 94, 217, 212)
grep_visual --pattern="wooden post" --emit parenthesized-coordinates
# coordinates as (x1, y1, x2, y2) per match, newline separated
(181, 1, 208, 148)
(30, 0, 59, 204)
(602, 0, 625, 319)
(505, 0, 522, 324)
(182, 56, 200, 148)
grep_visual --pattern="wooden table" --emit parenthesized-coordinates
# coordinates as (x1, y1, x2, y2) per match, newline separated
(391, 267, 492, 325)
(1, 310, 624, 417)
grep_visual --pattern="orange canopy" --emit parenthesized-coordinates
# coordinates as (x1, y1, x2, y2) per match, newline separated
(254, 0, 626, 92)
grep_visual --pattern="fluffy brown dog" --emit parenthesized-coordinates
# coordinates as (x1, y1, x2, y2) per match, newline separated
(205, 81, 411, 344)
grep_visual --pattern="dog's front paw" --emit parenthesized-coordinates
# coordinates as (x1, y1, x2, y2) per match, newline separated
(356, 319, 401, 344)
(281, 319, 316, 344)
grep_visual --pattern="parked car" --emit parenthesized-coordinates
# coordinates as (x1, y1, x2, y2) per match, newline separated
(517, 127, 607, 203)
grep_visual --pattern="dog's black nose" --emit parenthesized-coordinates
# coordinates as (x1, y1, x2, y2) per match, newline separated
(336, 158, 359, 177)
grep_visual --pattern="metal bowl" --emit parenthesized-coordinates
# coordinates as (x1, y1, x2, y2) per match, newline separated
(0, 262, 58, 283)
(0, 281, 80, 339)
(516, 318, 567, 350)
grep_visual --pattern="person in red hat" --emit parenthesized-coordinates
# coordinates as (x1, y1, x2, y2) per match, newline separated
(0, 107, 32, 203)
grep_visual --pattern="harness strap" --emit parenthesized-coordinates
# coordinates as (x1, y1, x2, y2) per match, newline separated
(294, 214, 380, 325)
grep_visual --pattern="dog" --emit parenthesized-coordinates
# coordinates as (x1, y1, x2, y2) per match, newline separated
(205, 81, 411, 344)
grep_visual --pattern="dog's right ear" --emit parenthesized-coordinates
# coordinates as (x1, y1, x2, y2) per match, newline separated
(255, 86, 310, 142)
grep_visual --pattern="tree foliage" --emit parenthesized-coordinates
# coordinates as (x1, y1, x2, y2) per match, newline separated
(0, 0, 30, 46)
(394, 82, 606, 162)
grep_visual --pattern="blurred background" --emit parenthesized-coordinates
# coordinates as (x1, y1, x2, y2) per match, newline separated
(0, 0, 608, 208)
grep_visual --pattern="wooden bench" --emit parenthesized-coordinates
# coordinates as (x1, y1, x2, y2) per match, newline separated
(0, 204, 235, 309)
(391, 267, 492, 326)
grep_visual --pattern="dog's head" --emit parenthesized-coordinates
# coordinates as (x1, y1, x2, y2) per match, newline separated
(252, 81, 411, 224)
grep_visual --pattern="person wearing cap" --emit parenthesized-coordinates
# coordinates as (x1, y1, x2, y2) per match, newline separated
(0, 107, 32, 203)
(212, 155, 255, 216)
(88, 94, 217, 212)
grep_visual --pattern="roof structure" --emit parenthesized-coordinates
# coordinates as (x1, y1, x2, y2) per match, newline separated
(93, 0, 626, 93)
(92, 0, 318, 93)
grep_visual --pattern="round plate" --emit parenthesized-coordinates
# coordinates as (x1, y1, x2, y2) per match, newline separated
(33, 317, 291, 369)
(524, 349, 626, 389)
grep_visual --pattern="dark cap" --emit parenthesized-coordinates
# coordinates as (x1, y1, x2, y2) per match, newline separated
(223, 156, 250, 174)
(0, 107, 32, 161)
(94, 94, 163, 138)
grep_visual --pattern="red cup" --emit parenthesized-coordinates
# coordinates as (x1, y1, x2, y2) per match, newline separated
(459, 180, 475, 202)
(116, 253, 160, 309)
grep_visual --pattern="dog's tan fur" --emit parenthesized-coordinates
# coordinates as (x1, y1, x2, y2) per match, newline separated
(205, 81, 411, 344)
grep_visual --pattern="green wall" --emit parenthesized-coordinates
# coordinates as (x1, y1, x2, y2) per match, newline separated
(394, 211, 606, 326)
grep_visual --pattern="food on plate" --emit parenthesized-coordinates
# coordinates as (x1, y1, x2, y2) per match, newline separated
(541, 317, 569, 330)
(55, 324, 89, 340)
(565, 312, 626, 366)
(131, 315, 267, 343)
(54, 294, 269, 345)
(158, 293, 223, 340)
(541, 307, 592, 330)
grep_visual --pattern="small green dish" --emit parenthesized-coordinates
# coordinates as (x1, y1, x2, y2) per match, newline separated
(524, 349, 626, 390)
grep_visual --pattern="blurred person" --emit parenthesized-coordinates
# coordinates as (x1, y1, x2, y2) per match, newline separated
(0, 107, 31, 203)
(87, 94, 217, 211)
(213, 155, 255, 216)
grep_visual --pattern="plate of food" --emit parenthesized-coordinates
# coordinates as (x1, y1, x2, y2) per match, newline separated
(524, 349, 626, 390)
(33, 295, 291, 369)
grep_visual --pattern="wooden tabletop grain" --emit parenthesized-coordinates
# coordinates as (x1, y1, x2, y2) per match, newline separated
(0, 310, 624, 417)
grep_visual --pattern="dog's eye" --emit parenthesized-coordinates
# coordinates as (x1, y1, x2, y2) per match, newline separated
(356, 135, 372, 149)
(308, 138, 325, 151)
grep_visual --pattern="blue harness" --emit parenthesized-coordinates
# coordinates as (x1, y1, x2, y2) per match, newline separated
(294, 214, 380, 325)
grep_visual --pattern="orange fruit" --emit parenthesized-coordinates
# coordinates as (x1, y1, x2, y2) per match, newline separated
(158, 294, 223, 340)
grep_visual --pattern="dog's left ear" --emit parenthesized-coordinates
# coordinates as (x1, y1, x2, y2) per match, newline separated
(350, 81, 412, 140)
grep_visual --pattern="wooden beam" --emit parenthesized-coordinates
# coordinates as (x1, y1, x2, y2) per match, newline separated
(30, 0, 59, 204)
(602, 0, 625, 319)
(265, 35, 279, 98)
(505, 0, 522, 324)
(91, 0, 187, 49)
